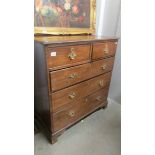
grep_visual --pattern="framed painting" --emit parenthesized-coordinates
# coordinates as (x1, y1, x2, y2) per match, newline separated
(34, 0, 96, 35)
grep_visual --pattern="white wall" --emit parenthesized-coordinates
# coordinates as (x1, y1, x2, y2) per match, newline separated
(96, 0, 121, 104)
(109, 12, 121, 104)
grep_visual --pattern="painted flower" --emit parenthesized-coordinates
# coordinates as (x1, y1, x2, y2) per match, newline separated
(72, 5, 79, 14)
(76, 16, 84, 23)
(56, 7, 63, 14)
(40, 5, 58, 17)
(52, 8, 59, 16)
(40, 5, 50, 16)
(64, 2, 71, 11)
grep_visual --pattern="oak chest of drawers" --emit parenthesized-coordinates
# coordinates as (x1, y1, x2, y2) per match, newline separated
(34, 35, 118, 144)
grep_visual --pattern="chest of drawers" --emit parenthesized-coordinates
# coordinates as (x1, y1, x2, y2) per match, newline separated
(34, 35, 118, 144)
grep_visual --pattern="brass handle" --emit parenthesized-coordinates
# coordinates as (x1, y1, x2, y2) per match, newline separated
(103, 48, 109, 54)
(85, 98, 88, 103)
(68, 73, 78, 79)
(96, 96, 102, 101)
(99, 80, 104, 87)
(68, 48, 77, 60)
(68, 110, 75, 117)
(101, 64, 107, 70)
(71, 47, 75, 52)
(69, 92, 76, 99)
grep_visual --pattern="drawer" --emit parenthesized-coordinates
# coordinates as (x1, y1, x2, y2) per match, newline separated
(46, 44, 91, 70)
(50, 57, 114, 92)
(52, 88, 109, 132)
(52, 72, 112, 112)
(92, 42, 117, 60)
(50, 63, 91, 92)
(91, 57, 115, 76)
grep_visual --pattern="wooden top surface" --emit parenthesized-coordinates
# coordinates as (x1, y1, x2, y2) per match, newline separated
(34, 35, 118, 45)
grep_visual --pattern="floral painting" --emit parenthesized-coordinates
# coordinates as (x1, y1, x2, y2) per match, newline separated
(34, 0, 91, 28)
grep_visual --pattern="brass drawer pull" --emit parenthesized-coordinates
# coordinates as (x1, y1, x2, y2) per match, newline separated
(99, 80, 104, 87)
(69, 92, 76, 99)
(96, 96, 102, 101)
(71, 47, 75, 52)
(85, 98, 88, 103)
(103, 48, 109, 54)
(84, 98, 88, 104)
(68, 48, 77, 60)
(101, 64, 107, 70)
(68, 110, 75, 117)
(68, 73, 78, 79)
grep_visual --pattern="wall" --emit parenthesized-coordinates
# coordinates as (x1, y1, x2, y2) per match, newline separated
(96, 0, 121, 104)
(108, 13, 121, 104)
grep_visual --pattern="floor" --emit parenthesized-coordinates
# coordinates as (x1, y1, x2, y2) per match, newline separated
(34, 101, 121, 155)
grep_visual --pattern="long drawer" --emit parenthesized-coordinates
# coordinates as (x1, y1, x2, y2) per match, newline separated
(50, 57, 114, 92)
(46, 44, 91, 70)
(52, 88, 109, 132)
(51, 72, 112, 112)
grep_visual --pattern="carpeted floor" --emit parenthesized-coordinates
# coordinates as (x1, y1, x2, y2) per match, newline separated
(34, 100, 121, 155)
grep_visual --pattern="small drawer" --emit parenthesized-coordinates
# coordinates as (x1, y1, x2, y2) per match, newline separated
(50, 57, 114, 92)
(91, 57, 115, 75)
(52, 72, 112, 112)
(92, 41, 117, 60)
(46, 44, 91, 70)
(52, 89, 109, 132)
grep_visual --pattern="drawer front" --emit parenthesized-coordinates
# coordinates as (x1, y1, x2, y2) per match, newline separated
(52, 72, 112, 112)
(91, 57, 115, 76)
(50, 63, 91, 92)
(50, 57, 114, 92)
(92, 42, 117, 60)
(46, 45, 91, 70)
(52, 88, 109, 132)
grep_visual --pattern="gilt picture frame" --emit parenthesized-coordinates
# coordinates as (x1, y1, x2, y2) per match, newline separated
(34, 0, 96, 35)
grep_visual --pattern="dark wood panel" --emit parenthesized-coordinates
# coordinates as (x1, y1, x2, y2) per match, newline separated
(50, 57, 114, 92)
(51, 72, 112, 113)
(92, 41, 117, 59)
(34, 42, 51, 130)
(46, 44, 91, 70)
(52, 88, 109, 132)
